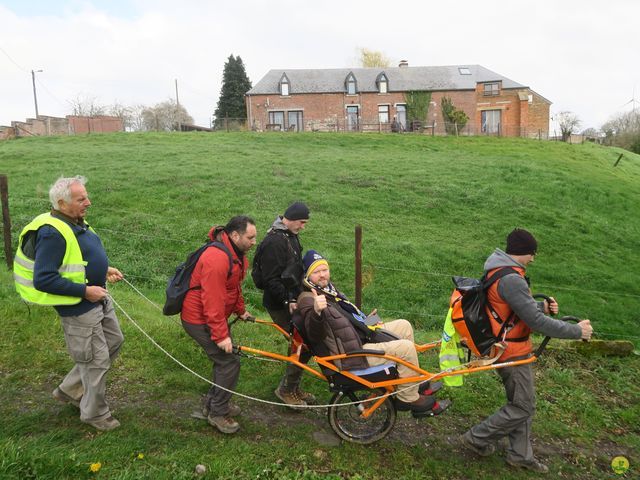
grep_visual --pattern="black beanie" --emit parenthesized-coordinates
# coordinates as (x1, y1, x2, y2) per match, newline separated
(284, 202, 310, 221)
(506, 228, 538, 255)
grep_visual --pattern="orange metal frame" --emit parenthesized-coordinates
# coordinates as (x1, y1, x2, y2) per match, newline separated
(237, 319, 538, 418)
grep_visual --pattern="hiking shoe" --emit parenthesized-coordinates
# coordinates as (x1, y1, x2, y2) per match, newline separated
(203, 402, 241, 418)
(418, 380, 443, 396)
(274, 388, 307, 407)
(208, 414, 240, 434)
(294, 388, 317, 405)
(395, 394, 435, 413)
(459, 431, 496, 457)
(83, 416, 120, 432)
(412, 398, 452, 418)
(52, 387, 80, 408)
(506, 457, 549, 474)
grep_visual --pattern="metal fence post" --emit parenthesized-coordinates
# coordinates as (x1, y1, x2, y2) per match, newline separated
(355, 225, 362, 309)
(1, 174, 13, 269)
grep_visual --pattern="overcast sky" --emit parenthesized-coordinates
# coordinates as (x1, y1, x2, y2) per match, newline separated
(1, 0, 638, 133)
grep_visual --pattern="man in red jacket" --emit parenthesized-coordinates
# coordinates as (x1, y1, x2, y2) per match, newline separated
(181, 216, 257, 434)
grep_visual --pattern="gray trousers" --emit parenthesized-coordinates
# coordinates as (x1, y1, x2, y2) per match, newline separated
(267, 307, 311, 392)
(467, 363, 536, 463)
(181, 321, 240, 417)
(59, 296, 124, 422)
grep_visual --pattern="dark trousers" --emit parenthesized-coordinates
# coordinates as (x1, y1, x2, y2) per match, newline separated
(267, 307, 311, 391)
(181, 321, 240, 417)
(468, 362, 536, 463)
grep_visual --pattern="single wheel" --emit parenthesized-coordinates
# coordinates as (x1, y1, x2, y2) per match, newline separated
(327, 388, 396, 444)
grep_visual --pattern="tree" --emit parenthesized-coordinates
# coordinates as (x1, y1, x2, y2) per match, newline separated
(358, 48, 391, 68)
(404, 91, 431, 131)
(556, 111, 581, 142)
(441, 97, 469, 135)
(67, 94, 106, 116)
(214, 55, 252, 123)
(602, 110, 640, 152)
(141, 99, 194, 131)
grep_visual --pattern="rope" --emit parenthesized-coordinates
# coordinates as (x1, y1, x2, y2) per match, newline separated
(112, 282, 421, 409)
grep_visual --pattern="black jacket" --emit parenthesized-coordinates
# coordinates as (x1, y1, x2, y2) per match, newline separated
(253, 216, 303, 310)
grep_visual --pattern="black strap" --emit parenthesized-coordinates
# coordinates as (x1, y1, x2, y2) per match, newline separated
(483, 267, 518, 326)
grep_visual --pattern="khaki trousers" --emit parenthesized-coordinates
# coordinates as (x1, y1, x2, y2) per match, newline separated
(363, 319, 420, 402)
(59, 296, 124, 422)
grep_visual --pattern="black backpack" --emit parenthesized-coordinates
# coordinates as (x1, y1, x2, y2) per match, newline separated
(251, 230, 300, 290)
(450, 267, 519, 357)
(163, 241, 233, 316)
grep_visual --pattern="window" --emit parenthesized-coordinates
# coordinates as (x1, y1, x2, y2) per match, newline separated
(481, 110, 501, 134)
(376, 73, 388, 93)
(458, 67, 471, 75)
(279, 73, 290, 96)
(345, 73, 357, 95)
(268, 111, 284, 130)
(287, 111, 303, 132)
(483, 82, 500, 96)
(378, 105, 389, 124)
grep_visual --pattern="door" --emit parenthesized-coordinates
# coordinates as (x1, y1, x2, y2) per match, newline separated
(481, 110, 501, 135)
(346, 106, 359, 131)
(288, 111, 303, 132)
(396, 105, 407, 131)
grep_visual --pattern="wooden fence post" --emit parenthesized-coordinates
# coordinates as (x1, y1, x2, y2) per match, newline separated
(355, 225, 362, 309)
(0, 174, 13, 269)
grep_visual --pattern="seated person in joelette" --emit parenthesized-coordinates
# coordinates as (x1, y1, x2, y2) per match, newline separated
(292, 250, 449, 415)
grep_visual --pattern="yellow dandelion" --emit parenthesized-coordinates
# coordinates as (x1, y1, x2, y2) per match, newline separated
(137, 453, 145, 460)
(89, 462, 102, 473)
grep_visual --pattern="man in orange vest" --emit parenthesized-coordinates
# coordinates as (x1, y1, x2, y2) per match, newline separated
(459, 229, 593, 474)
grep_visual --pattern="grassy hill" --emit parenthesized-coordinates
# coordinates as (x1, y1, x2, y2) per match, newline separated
(0, 132, 638, 479)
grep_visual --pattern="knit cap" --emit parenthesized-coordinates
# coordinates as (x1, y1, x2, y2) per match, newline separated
(506, 228, 538, 255)
(283, 202, 310, 221)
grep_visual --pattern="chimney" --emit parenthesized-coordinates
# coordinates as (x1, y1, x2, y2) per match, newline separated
(398, 60, 409, 68)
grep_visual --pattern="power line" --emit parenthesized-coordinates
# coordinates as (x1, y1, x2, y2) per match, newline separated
(0, 44, 28, 72)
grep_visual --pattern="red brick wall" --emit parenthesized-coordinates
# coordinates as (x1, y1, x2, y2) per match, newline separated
(67, 116, 123, 134)
(246, 85, 549, 136)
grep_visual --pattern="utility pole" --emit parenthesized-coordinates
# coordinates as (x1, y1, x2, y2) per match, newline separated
(175, 78, 181, 131)
(31, 69, 43, 118)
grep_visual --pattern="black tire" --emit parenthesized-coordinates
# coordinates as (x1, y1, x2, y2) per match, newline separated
(327, 388, 396, 444)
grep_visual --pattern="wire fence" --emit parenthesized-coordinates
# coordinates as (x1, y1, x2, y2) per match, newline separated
(3, 196, 639, 342)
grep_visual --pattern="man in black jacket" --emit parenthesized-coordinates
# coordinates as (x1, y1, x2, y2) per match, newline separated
(252, 202, 315, 406)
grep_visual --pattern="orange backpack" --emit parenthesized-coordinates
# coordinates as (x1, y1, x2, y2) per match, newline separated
(449, 267, 517, 357)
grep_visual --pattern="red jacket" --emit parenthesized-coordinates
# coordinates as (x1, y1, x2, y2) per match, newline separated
(181, 227, 247, 342)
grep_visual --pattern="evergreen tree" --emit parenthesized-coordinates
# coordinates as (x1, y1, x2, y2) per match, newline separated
(214, 55, 252, 122)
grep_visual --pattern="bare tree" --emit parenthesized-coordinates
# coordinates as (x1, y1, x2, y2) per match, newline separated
(556, 111, 581, 142)
(602, 110, 640, 152)
(67, 94, 106, 116)
(141, 99, 194, 131)
(358, 48, 391, 68)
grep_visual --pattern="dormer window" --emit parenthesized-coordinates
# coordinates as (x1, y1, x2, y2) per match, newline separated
(279, 73, 290, 96)
(483, 82, 500, 96)
(345, 73, 357, 95)
(376, 72, 388, 94)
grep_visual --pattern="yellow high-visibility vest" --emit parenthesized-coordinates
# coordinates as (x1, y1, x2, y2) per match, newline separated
(439, 307, 465, 386)
(14, 213, 89, 306)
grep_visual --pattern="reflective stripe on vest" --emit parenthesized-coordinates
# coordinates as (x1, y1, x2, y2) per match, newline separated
(13, 213, 88, 306)
(439, 307, 465, 386)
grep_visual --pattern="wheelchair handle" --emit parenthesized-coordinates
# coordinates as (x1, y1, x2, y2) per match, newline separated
(534, 315, 582, 357)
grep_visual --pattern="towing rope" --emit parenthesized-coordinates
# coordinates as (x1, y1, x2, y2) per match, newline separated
(114, 278, 423, 409)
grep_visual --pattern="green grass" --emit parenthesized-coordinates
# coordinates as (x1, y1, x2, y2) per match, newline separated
(0, 132, 639, 479)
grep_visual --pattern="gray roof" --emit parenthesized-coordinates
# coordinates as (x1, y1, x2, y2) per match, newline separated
(247, 65, 528, 95)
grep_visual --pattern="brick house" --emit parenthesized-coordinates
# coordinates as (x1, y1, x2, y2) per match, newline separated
(246, 63, 550, 137)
